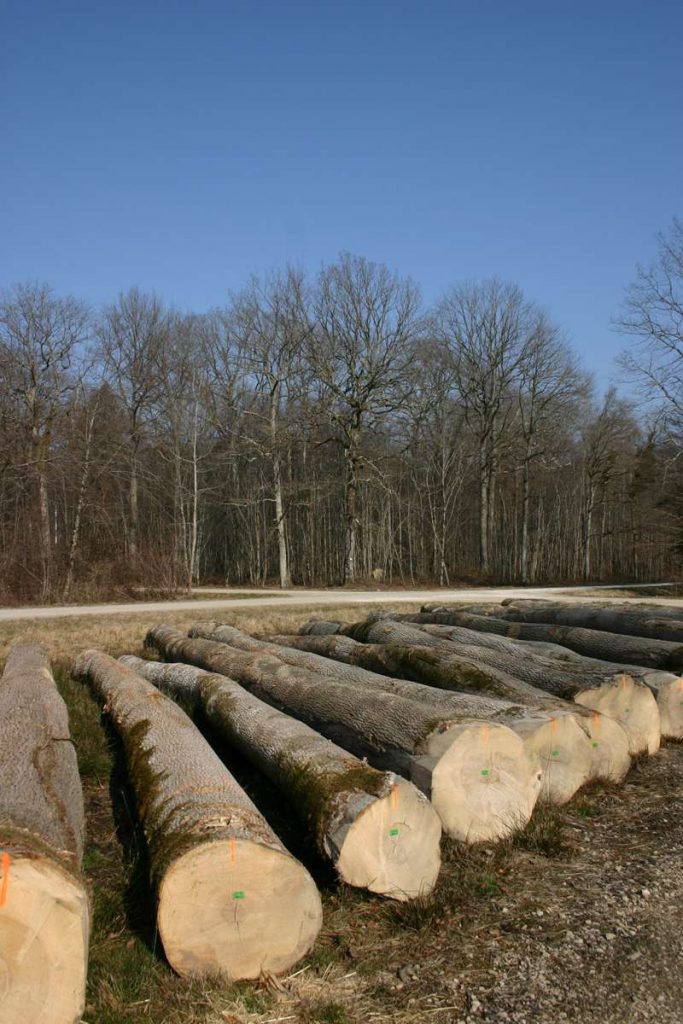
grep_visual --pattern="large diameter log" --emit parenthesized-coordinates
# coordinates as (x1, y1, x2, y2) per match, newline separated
(403, 612, 683, 741)
(119, 655, 441, 901)
(339, 619, 661, 757)
(0, 642, 89, 1024)
(499, 599, 683, 644)
(265, 632, 631, 796)
(146, 625, 543, 843)
(72, 651, 321, 980)
(189, 623, 604, 805)
(299, 619, 345, 635)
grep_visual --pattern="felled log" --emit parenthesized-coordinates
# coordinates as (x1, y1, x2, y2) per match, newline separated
(299, 619, 346, 635)
(0, 642, 89, 1024)
(333, 619, 661, 757)
(500, 599, 683, 644)
(119, 655, 441, 901)
(264, 631, 632, 793)
(146, 625, 543, 844)
(189, 622, 601, 804)
(401, 611, 683, 740)
(73, 651, 321, 980)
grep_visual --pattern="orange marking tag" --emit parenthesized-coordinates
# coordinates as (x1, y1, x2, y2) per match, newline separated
(550, 716, 558, 734)
(482, 723, 490, 744)
(620, 675, 628, 690)
(390, 784, 399, 809)
(591, 711, 601, 733)
(0, 852, 10, 908)
(229, 837, 236, 864)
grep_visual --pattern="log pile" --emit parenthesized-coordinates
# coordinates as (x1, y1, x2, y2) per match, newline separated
(0, 642, 89, 1024)
(119, 654, 442, 901)
(146, 625, 544, 844)
(73, 650, 322, 980)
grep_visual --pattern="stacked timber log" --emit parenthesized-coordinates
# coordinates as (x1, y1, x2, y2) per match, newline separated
(119, 654, 442, 901)
(73, 651, 322, 980)
(410, 604, 683, 739)
(146, 625, 544, 843)
(0, 642, 89, 1024)
(261, 630, 632, 793)
(314, 618, 660, 757)
(192, 622, 622, 803)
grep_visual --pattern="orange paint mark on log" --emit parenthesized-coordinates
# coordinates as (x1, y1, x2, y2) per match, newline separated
(550, 716, 558, 734)
(591, 711, 601, 733)
(482, 723, 490, 744)
(229, 837, 236, 864)
(0, 852, 10, 908)
(390, 784, 399, 809)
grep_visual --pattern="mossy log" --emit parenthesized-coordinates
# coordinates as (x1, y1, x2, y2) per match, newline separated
(147, 625, 543, 843)
(264, 632, 632, 797)
(72, 650, 321, 980)
(0, 642, 89, 1024)
(499, 599, 683, 644)
(401, 611, 683, 740)
(119, 655, 441, 900)
(333, 619, 660, 757)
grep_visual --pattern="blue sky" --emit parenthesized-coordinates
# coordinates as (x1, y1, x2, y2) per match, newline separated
(2, 0, 681, 388)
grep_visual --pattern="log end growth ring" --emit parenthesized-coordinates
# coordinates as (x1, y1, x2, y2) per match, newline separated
(335, 778, 442, 901)
(574, 676, 661, 756)
(0, 856, 89, 1024)
(157, 838, 322, 980)
(428, 723, 543, 843)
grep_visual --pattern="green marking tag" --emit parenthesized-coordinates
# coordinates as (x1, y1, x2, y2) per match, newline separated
(232, 890, 245, 900)
(592, 741, 599, 748)
(389, 828, 399, 836)
(480, 768, 489, 777)
(551, 750, 560, 758)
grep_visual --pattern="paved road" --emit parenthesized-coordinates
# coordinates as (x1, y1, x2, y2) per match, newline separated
(0, 583, 678, 622)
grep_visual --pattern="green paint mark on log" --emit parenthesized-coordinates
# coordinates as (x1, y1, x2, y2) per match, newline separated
(389, 828, 399, 836)
(551, 750, 560, 758)
(232, 890, 245, 900)
(480, 769, 489, 777)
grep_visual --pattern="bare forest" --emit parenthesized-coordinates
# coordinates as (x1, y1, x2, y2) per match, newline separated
(1, 238, 681, 605)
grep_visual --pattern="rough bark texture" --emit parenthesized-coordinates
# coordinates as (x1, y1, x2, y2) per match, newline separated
(499, 599, 683, 644)
(0, 642, 89, 1024)
(119, 654, 442, 900)
(327, 619, 660, 757)
(191, 623, 623, 802)
(146, 625, 543, 842)
(412, 606, 683, 670)
(399, 613, 683, 740)
(72, 650, 321, 979)
(265, 633, 631, 792)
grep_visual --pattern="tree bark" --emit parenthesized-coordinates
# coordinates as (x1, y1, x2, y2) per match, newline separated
(262, 631, 630, 797)
(334, 619, 660, 757)
(120, 655, 441, 900)
(0, 642, 89, 1024)
(146, 625, 543, 843)
(500, 599, 683, 644)
(72, 650, 321, 980)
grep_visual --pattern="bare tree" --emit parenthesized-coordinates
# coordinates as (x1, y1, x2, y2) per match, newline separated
(617, 219, 683, 444)
(97, 288, 169, 559)
(0, 282, 89, 599)
(309, 254, 422, 582)
(435, 279, 533, 574)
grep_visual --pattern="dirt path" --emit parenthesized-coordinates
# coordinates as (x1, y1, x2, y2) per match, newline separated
(0, 583, 679, 622)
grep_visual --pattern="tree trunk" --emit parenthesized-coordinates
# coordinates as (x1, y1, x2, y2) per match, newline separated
(344, 443, 361, 583)
(271, 383, 291, 588)
(63, 406, 97, 602)
(479, 438, 489, 573)
(400, 610, 683, 741)
(520, 456, 530, 584)
(0, 643, 89, 1024)
(72, 650, 321, 980)
(119, 655, 441, 900)
(146, 625, 543, 843)
(262, 631, 630, 798)
(129, 448, 139, 558)
(335, 619, 660, 757)
(500, 599, 683, 644)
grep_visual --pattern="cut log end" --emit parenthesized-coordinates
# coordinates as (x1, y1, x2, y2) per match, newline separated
(575, 711, 632, 782)
(0, 856, 89, 1024)
(421, 723, 543, 843)
(157, 838, 322, 980)
(574, 676, 661, 756)
(334, 778, 441, 901)
(508, 715, 594, 805)
(655, 677, 683, 740)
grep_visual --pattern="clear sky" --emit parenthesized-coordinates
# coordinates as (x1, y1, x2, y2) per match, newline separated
(2, 0, 681, 387)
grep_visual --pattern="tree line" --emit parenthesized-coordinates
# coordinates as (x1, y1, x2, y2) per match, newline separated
(1, 230, 681, 604)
